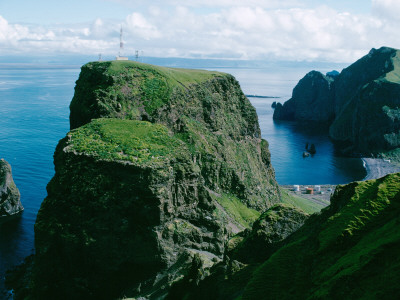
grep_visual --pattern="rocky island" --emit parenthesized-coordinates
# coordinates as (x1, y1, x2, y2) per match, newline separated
(0, 158, 23, 220)
(274, 46, 400, 159)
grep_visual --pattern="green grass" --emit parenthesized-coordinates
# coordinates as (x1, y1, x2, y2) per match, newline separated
(242, 173, 400, 299)
(107, 60, 225, 87)
(317, 177, 396, 251)
(212, 193, 261, 229)
(68, 118, 188, 166)
(279, 187, 325, 214)
(384, 50, 400, 83)
(84, 60, 228, 116)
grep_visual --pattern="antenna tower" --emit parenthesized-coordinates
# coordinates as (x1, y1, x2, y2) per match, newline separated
(116, 25, 129, 60)
(119, 26, 124, 57)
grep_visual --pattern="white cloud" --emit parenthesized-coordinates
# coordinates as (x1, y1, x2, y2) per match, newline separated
(372, 0, 400, 21)
(1, 2, 400, 62)
(125, 12, 161, 40)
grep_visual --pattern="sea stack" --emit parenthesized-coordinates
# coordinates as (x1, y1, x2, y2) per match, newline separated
(0, 158, 23, 218)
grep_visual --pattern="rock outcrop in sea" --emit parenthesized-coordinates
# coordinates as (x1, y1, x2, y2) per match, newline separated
(274, 46, 400, 157)
(12, 61, 280, 299)
(0, 158, 23, 219)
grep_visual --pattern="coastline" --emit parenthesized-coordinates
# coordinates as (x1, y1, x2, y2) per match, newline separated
(361, 158, 400, 181)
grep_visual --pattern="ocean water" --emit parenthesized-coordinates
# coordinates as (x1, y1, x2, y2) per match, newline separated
(0, 67, 80, 294)
(209, 66, 366, 184)
(0, 61, 365, 293)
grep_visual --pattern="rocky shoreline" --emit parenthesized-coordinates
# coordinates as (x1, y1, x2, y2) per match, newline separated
(362, 157, 400, 181)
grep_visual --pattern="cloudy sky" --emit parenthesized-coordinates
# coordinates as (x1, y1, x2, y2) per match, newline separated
(0, 0, 399, 62)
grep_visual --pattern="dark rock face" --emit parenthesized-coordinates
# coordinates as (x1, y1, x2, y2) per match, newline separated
(0, 159, 23, 218)
(230, 204, 309, 264)
(21, 61, 280, 299)
(273, 71, 335, 123)
(165, 204, 309, 299)
(274, 47, 400, 156)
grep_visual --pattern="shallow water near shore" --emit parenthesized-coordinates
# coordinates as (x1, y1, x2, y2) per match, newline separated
(0, 61, 364, 293)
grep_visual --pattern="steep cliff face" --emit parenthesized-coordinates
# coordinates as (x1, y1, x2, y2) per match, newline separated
(0, 158, 23, 218)
(274, 47, 400, 156)
(273, 71, 335, 123)
(70, 61, 279, 209)
(26, 61, 280, 299)
(330, 49, 400, 154)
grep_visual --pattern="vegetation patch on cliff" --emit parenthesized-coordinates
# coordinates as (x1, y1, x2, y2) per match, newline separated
(212, 193, 261, 229)
(68, 118, 189, 166)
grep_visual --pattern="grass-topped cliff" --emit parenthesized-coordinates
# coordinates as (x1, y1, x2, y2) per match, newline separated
(70, 61, 225, 129)
(11, 61, 281, 299)
(67, 118, 189, 167)
(70, 61, 279, 208)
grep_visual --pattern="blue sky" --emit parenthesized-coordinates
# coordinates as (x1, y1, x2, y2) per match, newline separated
(0, 0, 398, 62)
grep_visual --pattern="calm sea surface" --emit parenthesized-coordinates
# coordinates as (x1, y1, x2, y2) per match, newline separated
(0, 62, 365, 293)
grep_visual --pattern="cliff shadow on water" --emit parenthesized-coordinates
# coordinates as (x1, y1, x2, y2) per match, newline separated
(269, 118, 366, 185)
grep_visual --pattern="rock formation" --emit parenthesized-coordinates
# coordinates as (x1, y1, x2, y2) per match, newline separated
(273, 70, 335, 123)
(14, 61, 280, 299)
(0, 158, 23, 219)
(274, 47, 400, 157)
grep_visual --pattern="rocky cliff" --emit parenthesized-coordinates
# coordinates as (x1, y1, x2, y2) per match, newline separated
(273, 70, 335, 123)
(274, 47, 400, 156)
(18, 61, 280, 299)
(0, 158, 23, 219)
(169, 173, 400, 299)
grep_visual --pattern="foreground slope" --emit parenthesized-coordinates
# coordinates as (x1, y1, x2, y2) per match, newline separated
(169, 173, 400, 299)
(243, 173, 400, 299)
(14, 61, 280, 299)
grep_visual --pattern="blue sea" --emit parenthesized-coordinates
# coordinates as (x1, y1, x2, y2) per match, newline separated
(0, 60, 365, 294)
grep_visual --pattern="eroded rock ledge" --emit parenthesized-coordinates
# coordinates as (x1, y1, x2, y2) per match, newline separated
(0, 158, 23, 219)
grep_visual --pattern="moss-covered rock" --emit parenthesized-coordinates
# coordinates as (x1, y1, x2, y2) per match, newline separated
(164, 204, 309, 299)
(32, 119, 224, 299)
(18, 61, 280, 299)
(231, 204, 309, 264)
(70, 61, 279, 209)
(0, 158, 23, 219)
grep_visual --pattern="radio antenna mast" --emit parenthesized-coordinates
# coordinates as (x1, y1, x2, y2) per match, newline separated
(119, 26, 124, 57)
(116, 25, 128, 60)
